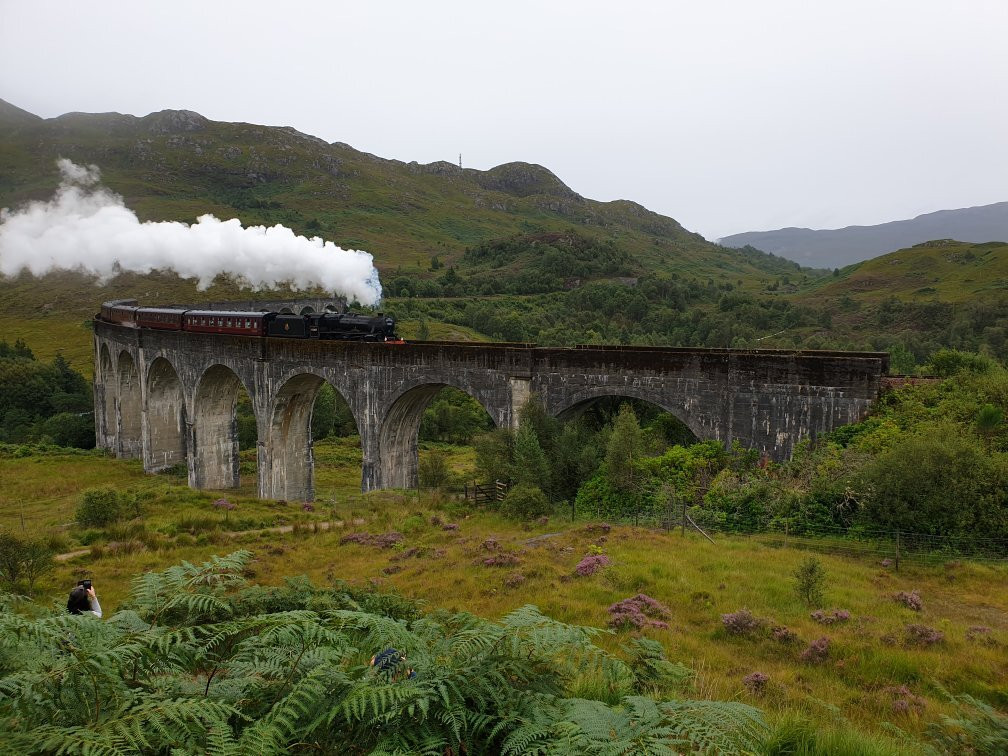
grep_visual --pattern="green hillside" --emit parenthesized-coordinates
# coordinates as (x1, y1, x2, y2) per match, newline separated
(0, 100, 800, 286)
(803, 239, 1008, 303)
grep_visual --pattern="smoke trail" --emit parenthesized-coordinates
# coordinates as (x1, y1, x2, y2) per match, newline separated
(0, 159, 383, 305)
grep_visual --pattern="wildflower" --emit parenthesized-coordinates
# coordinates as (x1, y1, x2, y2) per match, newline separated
(721, 609, 761, 635)
(800, 637, 830, 663)
(608, 594, 672, 630)
(894, 590, 923, 611)
(811, 608, 851, 624)
(904, 624, 944, 647)
(574, 554, 611, 577)
(743, 671, 769, 693)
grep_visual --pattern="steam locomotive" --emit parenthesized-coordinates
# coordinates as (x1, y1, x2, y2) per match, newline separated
(98, 300, 400, 342)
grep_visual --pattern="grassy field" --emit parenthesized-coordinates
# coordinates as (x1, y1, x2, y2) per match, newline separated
(3, 438, 1004, 754)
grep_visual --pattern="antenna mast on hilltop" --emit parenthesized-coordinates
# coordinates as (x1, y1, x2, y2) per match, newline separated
(459, 153, 462, 170)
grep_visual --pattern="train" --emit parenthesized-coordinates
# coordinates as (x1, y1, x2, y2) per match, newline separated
(98, 300, 401, 342)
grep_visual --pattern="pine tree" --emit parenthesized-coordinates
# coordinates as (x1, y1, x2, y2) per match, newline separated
(512, 424, 550, 491)
(606, 404, 643, 493)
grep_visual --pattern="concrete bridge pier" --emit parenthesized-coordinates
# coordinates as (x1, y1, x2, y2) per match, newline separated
(258, 373, 324, 502)
(189, 365, 244, 491)
(143, 356, 187, 472)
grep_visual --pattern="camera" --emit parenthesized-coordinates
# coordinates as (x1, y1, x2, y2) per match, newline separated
(77, 579, 92, 590)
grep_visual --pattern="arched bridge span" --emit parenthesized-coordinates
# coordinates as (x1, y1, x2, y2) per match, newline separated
(93, 319, 888, 501)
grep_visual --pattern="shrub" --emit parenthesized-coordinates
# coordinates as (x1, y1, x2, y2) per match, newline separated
(793, 556, 826, 608)
(418, 449, 451, 489)
(608, 594, 671, 630)
(743, 672, 769, 694)
(481, 553, 521, 568)
(339, 532, 403, 549)
(574, 554, 611, 577)
(76, 487, 122, 528)
(721, 609, 762, 635)
(0, 531, 54, 592)
(885, 685, 925, 714)
(800, 637, 830, 663)
(905, 624, 944, 647)
(500, 484, 552, 521)
(966, 626, 997, 647)
(811, 609, 851, 625)
(772, 626, 799, 644)
(894, 589, 923, 611)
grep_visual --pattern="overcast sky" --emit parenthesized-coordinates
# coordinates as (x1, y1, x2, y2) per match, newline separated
(1, 0, 1006, 240)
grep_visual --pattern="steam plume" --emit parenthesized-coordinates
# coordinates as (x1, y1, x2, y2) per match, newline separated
(0, 159, 383, 305)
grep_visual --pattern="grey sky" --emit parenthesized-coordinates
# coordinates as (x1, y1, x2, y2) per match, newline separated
(2, 0, 1006, 241)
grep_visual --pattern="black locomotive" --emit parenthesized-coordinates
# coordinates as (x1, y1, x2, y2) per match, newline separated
(99, 300, 400, 342)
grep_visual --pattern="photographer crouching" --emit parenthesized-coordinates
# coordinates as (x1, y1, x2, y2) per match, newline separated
(66, 579, 102, 618)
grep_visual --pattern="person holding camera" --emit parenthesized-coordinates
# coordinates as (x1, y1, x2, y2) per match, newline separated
(66, 579, 102, 618)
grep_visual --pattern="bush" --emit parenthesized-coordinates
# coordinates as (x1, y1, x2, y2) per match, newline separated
(418, 449, 451, 489)
(500, 484, 551, 521)
(0, 531, 54, 592)
(76, 487, 123, 528)
(793, 556, 826, 608)
(721, 609, 761, 635)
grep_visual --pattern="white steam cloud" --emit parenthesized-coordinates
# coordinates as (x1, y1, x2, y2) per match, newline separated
(0, 159, 383, 305)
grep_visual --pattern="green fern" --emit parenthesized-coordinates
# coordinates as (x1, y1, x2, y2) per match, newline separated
(0, 552, 770, 754)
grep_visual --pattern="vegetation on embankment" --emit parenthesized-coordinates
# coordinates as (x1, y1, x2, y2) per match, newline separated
(1, 354, 1006, 752)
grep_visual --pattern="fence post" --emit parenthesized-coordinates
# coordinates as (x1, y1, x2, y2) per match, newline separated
(895, 530, 901, 572)
(681, 495, 686, 537)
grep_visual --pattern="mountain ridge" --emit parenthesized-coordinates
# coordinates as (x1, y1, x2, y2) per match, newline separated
(720, 202, 1008, 268)
(0, 98, 794, 283)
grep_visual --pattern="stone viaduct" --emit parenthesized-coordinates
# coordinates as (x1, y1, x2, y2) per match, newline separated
(93, 304, 889, 502)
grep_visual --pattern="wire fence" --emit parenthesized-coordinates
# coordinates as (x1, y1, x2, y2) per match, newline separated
(567, 503, 1008, 567)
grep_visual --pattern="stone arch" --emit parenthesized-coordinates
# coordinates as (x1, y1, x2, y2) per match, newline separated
(191, 364, 252, 490)
(145, 357, 186, 472)
(117, 350, 142, 458)
(552, 386, 706, 442)
(299, 305, 315, 315)
(378, 382, 498, 490)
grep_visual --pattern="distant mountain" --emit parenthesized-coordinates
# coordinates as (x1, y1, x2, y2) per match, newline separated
(719, 203, 1008, 268)
(0, 98, 801, 285)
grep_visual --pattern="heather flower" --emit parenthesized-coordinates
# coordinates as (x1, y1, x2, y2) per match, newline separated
(772, 626, 799, 644)
(743, 671, 769, 694)
(885, 685, 925, 713)
(904, 624, 944, 647)
(301, 502, 315, 512)
(811, 609, 851, 625)
(505, 572, 526, 588)
(213, 498, 235, 511)
(340, 531, 404, 549)
(881, 558, 893, 568)
(481, 538, 500, 552)
(966, 626, 997, 646)
(721, 609, 761, 635)
(575, 554, 611, 577)
(442, 523, 459, 531)
(800, 637, 830, 663)
(482, 553, 520, 568)
(894, 590, 923, 611)
(608, 594, 672, 630)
